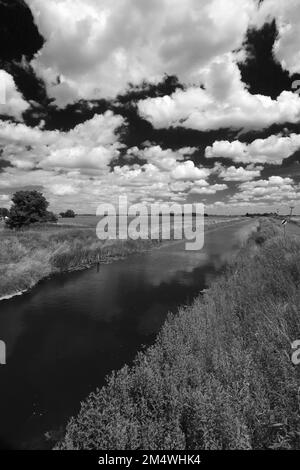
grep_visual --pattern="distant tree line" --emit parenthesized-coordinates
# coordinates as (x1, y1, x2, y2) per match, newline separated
(245, 212, 279, 218)
(59, 209, 76, 218)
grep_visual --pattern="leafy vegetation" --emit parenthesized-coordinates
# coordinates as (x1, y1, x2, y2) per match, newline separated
(60, 210, 76, 218)
(58, 220, 300, 450)
(5, 190, 57, 229)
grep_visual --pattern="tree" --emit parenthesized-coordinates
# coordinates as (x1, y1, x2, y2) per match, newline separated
(60, 209, 76, 218)
(46, 211, 58, 223)
(6, 190, 55, 229)
(0, 207, 9, 219)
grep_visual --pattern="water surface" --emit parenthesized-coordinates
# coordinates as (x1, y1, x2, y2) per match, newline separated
(0, 220, 256, 449)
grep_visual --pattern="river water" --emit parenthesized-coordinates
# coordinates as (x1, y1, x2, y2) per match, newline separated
(0, 220, 257, 449)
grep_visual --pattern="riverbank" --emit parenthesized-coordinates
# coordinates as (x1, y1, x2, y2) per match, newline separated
(58, 220, 300, 450)
(0, 227, 161, 300)
(0, 218, 242, 301)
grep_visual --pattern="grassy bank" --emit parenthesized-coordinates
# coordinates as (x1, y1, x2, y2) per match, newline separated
(58, 220, 300, 450)
(0, 217, 243, 300)
(0, 226, 161, 300)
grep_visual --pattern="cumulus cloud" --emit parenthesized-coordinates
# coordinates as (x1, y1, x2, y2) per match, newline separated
(232, 176, 299, 202)
(127, 145, 198, 171)
(4, 0, 300, 213)
(48, 183, 78, 196)
(0, 111, 124, 172)
(0, 110, 132, 210)
(257, 0, 300, 75)
(171, 161, 211, 181)
(128, 145, 182, 171)
(25, 0, 257, 105)
(0, 115, 212, 209)
(190, 183, 228, 195)
(43, 146, 117, 171)
(138, 56, 300, 132)
(109, 163, 186, 203)
(0, 70, 29, 119)
(206, 134, 300, 165)
(215, 164, 262, 181)
(110, 158, 214, 202)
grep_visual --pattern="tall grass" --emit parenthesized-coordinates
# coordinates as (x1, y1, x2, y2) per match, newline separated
(58, 220, 300, 450)
(0, 226, 160, 299)
(0, 217, 243, 299)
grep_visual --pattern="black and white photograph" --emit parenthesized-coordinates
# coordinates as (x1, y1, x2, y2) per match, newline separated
(0, 0, 300, 460)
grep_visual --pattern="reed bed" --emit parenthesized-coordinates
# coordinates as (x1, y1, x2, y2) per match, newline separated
(0, 226, 160, 299)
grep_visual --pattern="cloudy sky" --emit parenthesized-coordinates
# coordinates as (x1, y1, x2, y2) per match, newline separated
(1, 0, 300, 214)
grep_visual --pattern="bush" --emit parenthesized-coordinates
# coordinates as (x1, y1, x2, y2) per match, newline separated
(60, 210, 76, 218)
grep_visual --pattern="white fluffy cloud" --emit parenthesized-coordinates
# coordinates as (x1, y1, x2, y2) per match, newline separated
(25, 0, 257, 105)
(127, 145, 198, 172)
(0, 114, 214, 209)
(190, 183, 227, 195)
(171, 161, 211, 181)
(232, 176, 299, 202)
(128, 146, 179, 171)
(216, 164, 262, 181)
(3, 0, 300, 213)
(0, 111, 124, 172)
(206, 134, 300, 165)
(257, 0, 300, 76)
(0, 110, 132, 211)
(0, 70, 29, 119)
(138, 57, 300, 132)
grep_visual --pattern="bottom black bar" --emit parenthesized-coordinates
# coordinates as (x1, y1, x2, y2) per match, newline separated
(0, 450, 298, 467)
